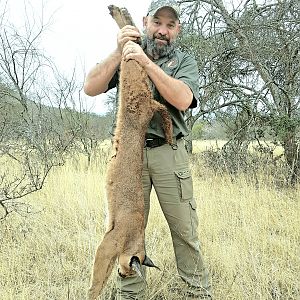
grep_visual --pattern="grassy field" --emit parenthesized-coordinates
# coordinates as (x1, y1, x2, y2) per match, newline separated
(0, 141, 299, 300)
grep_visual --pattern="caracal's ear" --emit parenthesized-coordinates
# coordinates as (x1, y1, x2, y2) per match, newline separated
(143, 255, 160, 270)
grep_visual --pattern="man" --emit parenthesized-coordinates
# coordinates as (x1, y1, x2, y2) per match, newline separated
(84, 0, 212, 299)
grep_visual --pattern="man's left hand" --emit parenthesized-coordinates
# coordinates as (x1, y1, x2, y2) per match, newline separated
(123, 41, 151, 67)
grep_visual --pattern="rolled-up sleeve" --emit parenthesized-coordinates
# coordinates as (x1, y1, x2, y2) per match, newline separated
(174, 54, 199, 108)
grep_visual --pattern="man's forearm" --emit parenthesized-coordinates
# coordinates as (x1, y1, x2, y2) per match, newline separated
(144, 61, 193, 111)
(84, 49, 122, 96)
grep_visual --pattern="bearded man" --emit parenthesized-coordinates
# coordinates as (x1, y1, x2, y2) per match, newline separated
(84, 0, 212, 299)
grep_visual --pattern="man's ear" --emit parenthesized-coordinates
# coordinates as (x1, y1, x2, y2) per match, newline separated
(143, 16, 148, 28)
(177, 22, 181, 34)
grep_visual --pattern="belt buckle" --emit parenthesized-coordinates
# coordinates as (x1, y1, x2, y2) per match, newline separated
(145, 138, 153, 148)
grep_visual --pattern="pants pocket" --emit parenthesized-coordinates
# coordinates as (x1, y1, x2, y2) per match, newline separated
(175, 169, 194, 201)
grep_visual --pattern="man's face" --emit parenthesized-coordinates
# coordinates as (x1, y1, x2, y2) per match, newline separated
(143, 7, 181, 59)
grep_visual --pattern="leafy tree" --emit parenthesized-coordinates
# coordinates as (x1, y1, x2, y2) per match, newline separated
(191, 121, 205, 139)
(178, 0, 300, 184)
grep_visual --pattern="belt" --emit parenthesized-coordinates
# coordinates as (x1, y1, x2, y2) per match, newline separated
(144, 137, 166, 148)
(144, 134, 183, 148)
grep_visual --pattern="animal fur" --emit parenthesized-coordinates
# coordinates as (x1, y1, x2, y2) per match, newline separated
(88, 5, 173, 300)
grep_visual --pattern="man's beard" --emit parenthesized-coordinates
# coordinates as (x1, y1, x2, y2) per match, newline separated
(142, 34, 176, 59)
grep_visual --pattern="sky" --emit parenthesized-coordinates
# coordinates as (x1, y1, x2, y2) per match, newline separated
(5, 0, 244, 114)
(6, 0, 153, 114)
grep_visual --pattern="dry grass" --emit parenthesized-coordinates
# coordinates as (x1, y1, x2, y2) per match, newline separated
(0, 141, 299, 300)
(192, 139, 284, 156)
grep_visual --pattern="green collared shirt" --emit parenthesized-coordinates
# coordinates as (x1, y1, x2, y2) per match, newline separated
(107, 49, 199, 138)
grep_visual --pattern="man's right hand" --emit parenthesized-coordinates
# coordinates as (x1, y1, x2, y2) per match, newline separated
(117, 25, 141, 54)
(84, 25, 141, 97)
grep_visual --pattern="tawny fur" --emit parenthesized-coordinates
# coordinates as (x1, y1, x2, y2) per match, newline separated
(88, 6, 173, 300)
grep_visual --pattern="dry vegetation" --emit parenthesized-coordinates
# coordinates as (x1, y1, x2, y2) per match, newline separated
(0, 141, 299, 300)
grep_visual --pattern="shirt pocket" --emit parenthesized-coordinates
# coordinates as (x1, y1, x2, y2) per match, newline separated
(174, 169, 193, 201)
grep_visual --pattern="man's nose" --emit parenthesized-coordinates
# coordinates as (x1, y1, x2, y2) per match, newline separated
(157, 25, 168, 36)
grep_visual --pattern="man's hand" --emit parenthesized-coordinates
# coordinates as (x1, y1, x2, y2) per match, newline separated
(123, 41, 151, 67)
(117, 25, 141, 54)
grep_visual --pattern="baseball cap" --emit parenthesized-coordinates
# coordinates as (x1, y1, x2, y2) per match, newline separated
(147, 0, 180, 20)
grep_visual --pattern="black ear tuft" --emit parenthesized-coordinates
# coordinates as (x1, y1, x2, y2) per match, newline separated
(142, 255, 160, 270)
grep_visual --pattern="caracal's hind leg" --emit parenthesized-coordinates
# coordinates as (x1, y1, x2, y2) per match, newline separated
(150, 100, 173, 144)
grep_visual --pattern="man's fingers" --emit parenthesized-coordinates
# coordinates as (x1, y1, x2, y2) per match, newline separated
(117, 25, 141, 51)
(122, 44, 138, 61)
(120, 26, 141, 37)
(122, 37, 139, 43)
(122, 25, 141, 36)
(122, 25, 139, 31)
(118, 37, 139, 51)
(120, 32, 140, 41)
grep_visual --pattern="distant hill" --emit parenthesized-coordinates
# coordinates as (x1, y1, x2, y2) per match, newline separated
(0, 83, 113, 142)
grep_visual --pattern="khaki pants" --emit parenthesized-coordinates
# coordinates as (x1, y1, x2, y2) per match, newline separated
(116, 139, 211, 299)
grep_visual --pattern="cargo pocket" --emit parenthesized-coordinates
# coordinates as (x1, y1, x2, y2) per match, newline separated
(175, 169, 193, 201)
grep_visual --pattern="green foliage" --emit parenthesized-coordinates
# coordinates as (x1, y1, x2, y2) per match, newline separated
(271, 115, 300, 140)
(191, 121, 205, 140)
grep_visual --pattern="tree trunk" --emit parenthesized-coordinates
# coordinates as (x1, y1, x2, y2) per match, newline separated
(283, 132, 300, 186)
(185, 110, 196, 154)
(185, 135, 193, 154)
